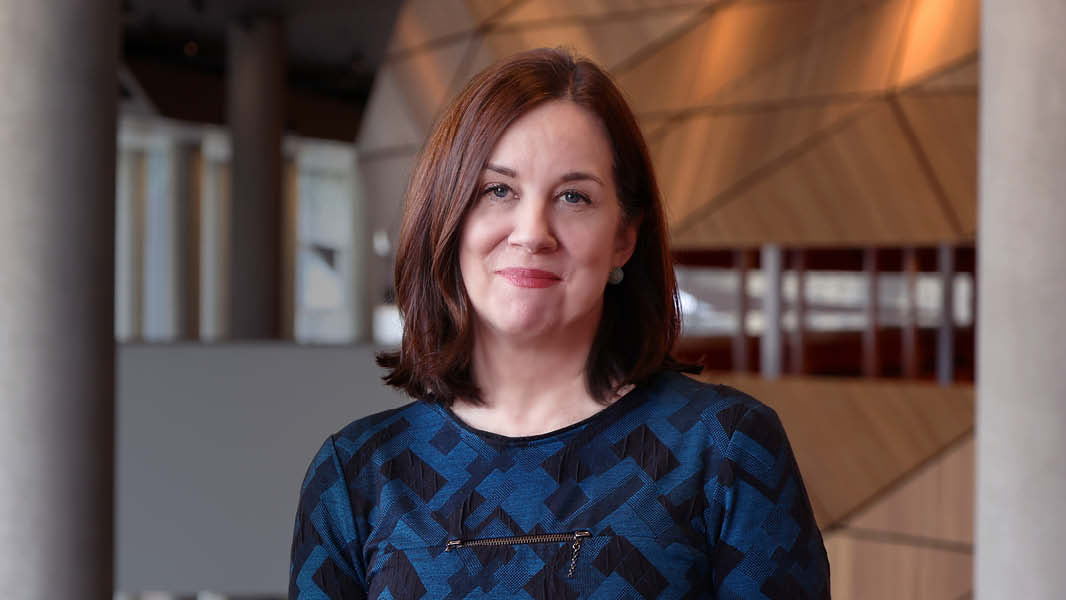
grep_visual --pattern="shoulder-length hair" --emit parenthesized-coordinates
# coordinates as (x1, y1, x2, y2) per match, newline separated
(377, 47, 690, 406)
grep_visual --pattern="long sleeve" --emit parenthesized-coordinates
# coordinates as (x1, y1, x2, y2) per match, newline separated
(708, 403, 830, 599)
(290, 435, 368, 599)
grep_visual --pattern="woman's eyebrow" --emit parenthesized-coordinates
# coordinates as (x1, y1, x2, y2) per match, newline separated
(484, 164, 604, 187)
(485, 163, 516, 177)
(558, 171, 604, 186)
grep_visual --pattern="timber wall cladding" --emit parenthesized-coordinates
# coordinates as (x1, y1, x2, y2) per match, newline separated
(701, 374, 974, 529)
(705, 374, 975, 600)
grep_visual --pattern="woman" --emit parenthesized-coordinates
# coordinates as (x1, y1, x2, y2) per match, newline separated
(290, 48, 830, 599)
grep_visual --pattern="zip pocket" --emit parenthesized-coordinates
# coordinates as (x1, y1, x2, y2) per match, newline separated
(445, 529, 591, 578)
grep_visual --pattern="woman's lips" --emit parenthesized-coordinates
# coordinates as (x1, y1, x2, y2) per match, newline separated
(496, 267, 561, 288)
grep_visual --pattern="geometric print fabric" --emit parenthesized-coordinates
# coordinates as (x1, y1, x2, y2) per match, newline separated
(290, 371, 830, 598)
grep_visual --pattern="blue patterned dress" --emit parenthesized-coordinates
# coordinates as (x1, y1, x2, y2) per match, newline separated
(290, 371, 830, 599)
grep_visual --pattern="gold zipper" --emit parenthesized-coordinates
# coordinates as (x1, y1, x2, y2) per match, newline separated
(445, 529, 591, 578)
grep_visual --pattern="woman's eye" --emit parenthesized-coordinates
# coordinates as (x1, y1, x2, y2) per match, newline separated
(560, 190, 590, 204)
(484, 184, 511, 199)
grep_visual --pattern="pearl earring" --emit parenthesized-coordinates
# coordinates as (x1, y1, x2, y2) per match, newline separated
(608, 267, 624, 285)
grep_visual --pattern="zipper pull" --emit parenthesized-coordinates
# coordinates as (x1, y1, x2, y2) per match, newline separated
(568, 530, 591, 578)
(445, 539, 463, 552)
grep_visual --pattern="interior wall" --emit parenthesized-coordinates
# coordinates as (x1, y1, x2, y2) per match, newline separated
(115, 343, 406, 595)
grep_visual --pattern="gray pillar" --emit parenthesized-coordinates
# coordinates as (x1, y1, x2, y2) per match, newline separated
(0, 1, 117, 598)
(115, 149, 143, 342)
(760, 244, 782, 379)
(977, 1, 1066, 597)
(199, 135, 231, 341)
(227, 16, 285, 338)
(143, 143, 190, 342)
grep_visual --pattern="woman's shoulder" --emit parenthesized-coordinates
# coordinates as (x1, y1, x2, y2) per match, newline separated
(643, 370, 786, 449)
(299, 400, 448, 501)
(646, 370, 773, 416)
(329, 398, 443, 452)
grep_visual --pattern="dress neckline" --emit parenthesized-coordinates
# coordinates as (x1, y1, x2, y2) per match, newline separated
(431, 377, 653, 447)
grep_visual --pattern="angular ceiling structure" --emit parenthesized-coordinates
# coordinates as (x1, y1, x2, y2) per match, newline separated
(358, 0, 979, 249)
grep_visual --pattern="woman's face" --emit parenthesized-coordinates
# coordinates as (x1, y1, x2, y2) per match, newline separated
(459, 100, 637, 343)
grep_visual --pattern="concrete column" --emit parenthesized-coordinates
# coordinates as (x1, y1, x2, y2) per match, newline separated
(760, 244, 782, 380)
(0, 1, 117, 598)
(143, 142, 198, 341)
(115, 149, 143, 342)
(227, 16, 285, 338)
(199, 134, 231, 341)
(977, 1, 1066, 597)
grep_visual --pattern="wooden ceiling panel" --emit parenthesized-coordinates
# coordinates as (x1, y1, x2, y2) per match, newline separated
(714, 0, 912, 104)
(896, 93, 978, 236)
(469, 8, 699, 73)
(672, 102, 962, 247)
(498, 0, 715, 24)
(893, 0, 979, 87)
(638, 115, 675, 141)
(456, 36, 497, 91)
(914, 56, 978, 90)
(825, 532, 972, 600)
(388, 39, 474, 131)
(846, 436, 974, 544)
(616, 1, 831, 114)
(465, 0, 524, 22)
(824, 102, 952, 239)
(386, 0, 483, 53)
(356, 64, 426, 152)
(699, 374, 974, 528)
(653, 102, 867, 229)
(368, 0, 982, 250)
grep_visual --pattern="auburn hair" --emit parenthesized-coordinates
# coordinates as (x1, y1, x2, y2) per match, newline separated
(377, 47, 692, 405)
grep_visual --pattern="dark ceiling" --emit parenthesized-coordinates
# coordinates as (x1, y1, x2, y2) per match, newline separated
(121, 0, 404, 141)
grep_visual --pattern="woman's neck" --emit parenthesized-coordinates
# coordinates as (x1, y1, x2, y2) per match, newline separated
(454, 321, 607, 437)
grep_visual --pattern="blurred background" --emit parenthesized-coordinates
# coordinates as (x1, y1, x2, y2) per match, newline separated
(2, 0, 1063, 599)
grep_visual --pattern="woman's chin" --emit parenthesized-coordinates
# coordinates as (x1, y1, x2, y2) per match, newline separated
(472, 294, 604, 342)
(488, 316, 557, 340)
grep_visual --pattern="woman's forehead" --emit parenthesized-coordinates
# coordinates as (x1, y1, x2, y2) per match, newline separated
(485, 101, 613, 177)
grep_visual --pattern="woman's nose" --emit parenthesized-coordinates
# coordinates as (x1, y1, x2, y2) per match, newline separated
(507, 199, 557, 254)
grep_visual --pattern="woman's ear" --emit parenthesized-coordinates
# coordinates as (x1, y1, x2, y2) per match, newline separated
(613, 218, 640, 267)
